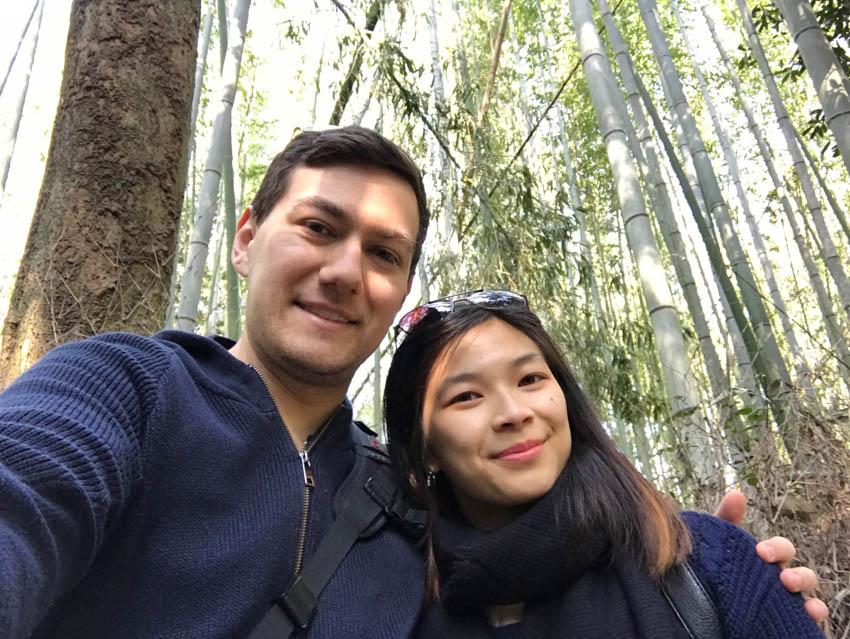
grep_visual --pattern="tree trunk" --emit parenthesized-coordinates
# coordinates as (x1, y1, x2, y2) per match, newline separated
(329, 0, 387, 126)
(638, 0, 793, 427)
(534, 0, 608, 362)
(1, 0, 44, 191)
(704, 6, 850, 393)
(736, 0, 850, 322)
(190, 0, 215, 151)
(774, 0, 850, 177)
(632, 64, 771, 457)
(795, 127, 850, 244)
(0, 0, 200, 388)
(217, 0, 241, 340)
(428, 0, 455, 236)
(205, 214, 225, 334)
(569, 0, 713, 486)
(176, 0, 249, 331)
(165, 0, 215, 330)
(599, 0, 732, 422)
(372, 347, 382, 430)
(477, 0, 512, 129)
(672, 0, 815, 402)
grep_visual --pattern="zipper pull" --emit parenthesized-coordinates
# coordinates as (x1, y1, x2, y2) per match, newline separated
(299, 449, 315, 487)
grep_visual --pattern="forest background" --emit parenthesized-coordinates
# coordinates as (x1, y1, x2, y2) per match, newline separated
(1, 0, 848, 632)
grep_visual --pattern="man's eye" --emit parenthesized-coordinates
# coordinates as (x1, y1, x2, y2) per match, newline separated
(373, 248, 400, 265)
(305, 220, 332, 235)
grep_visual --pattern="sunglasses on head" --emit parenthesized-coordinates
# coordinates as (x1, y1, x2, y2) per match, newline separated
(395, 289, 528, 335)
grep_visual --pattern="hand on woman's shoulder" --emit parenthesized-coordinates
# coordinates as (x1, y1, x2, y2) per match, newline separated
(680, 511, 825, 639)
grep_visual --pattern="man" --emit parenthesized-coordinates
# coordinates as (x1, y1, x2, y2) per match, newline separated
(0, 126, 824, 638)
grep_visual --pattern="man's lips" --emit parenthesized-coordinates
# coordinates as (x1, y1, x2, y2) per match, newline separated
(296, 301, 357, 324)
(494, 439, 544, 462)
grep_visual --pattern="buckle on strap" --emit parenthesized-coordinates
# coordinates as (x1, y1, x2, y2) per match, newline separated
(276, 575, 318, 629)
(364, 473, 395, 508)
(364, 474, 428, 540)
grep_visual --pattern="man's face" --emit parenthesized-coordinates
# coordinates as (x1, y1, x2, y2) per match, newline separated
(233, 164, 419, 388)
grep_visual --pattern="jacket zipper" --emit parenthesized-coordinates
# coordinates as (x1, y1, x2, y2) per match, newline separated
(250, 365, 335, 577)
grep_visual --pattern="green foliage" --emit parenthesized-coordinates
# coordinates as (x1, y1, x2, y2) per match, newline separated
(748, 0, 850, 158)
(162, 0, 850, 515)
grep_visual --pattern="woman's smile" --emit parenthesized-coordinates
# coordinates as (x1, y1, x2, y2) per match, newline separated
(422, 318, 572, 530)
(493, 439, 545, 462)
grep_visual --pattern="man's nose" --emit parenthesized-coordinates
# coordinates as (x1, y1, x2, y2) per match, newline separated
(318, 239, 365, 295)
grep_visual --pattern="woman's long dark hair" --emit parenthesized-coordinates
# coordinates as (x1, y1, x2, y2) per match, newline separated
(384, 303, 690, 592)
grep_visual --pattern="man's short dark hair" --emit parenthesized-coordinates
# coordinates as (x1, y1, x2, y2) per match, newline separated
(251, 125, 430, 277)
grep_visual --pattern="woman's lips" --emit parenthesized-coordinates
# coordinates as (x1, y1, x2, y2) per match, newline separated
(495, 440, 544, 462)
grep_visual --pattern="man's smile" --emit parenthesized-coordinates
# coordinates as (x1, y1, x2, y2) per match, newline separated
(295, 300, 358, 324)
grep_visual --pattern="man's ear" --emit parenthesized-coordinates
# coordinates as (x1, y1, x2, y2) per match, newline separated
(232, 207, 254, 277)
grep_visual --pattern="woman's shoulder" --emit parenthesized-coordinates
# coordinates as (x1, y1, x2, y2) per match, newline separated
(679, 511, 824, 638)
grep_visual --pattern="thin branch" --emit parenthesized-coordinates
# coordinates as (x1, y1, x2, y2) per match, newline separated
(0, 0, 39, 98)
(477, 0, 513, 129)
(488, 0, 626, 199)
(329, 0, 356, 29)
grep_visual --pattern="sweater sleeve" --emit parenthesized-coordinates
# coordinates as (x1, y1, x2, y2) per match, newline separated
(0, 334, 173, 638)
(681, 511, 825, 639)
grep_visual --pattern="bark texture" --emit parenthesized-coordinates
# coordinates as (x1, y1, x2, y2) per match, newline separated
(0, 0, 199, 387)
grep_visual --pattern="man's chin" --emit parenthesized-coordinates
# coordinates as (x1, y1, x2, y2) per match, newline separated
(272, 348, 361, 388)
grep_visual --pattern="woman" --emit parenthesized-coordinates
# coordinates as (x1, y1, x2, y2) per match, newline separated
(385, 290, 824, 638)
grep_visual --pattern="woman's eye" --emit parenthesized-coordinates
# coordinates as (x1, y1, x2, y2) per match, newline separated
(447, 391, 478, 405)
(519, 373, 544, 386)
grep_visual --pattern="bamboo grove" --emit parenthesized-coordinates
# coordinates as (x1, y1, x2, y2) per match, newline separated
(0, 0, 848, 629)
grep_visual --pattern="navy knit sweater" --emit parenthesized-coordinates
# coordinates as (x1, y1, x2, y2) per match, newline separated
(0, 331, 424, 638)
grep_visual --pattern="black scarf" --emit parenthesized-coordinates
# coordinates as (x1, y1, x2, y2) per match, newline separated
(416, 471, 690, 639)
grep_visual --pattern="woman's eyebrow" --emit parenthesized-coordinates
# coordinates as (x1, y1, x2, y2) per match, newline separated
(436, 352, 544, 393)
(511, 352, 543, 367)
(437, 371, 479, 391)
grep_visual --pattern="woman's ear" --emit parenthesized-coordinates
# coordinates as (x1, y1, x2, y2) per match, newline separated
(424, 448, 441, 473)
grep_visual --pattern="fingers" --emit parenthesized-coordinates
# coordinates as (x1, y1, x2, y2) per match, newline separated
(780, 566, 818, 593)
(755, 536, 796, 566)
(803, 597, 829, 624)
(713, 490, 746, 525)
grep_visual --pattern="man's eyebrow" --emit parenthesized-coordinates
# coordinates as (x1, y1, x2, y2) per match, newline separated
(294, 195, 415, 247)
(294, 195, 353, 225)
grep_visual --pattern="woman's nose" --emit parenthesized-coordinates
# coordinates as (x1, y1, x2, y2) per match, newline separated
(493, 391, 534, 430)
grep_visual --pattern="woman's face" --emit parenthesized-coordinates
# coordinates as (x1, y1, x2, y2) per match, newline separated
(422, 319, 572, 530)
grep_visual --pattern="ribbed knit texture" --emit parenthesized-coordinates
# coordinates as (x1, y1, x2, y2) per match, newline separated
(420, 471, 689, 639)
(0, 331, 424, 638)
(682, 511, 824, 638)
(417, 499, 824, 638)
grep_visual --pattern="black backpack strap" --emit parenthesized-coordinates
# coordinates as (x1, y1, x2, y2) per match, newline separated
(246, 424, 428, 639)
(660, 561, 722, 639)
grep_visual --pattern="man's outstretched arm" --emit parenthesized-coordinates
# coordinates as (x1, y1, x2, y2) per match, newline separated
(714, 490, 828, 624)
(0, 335, 167, 637)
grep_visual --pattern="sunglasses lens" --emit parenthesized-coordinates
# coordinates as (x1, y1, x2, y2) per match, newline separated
(396, 291, 526, 335)
(398, 301, 453, 333)
(466, 290, 526, 308)
(398, 306, 432, 333)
